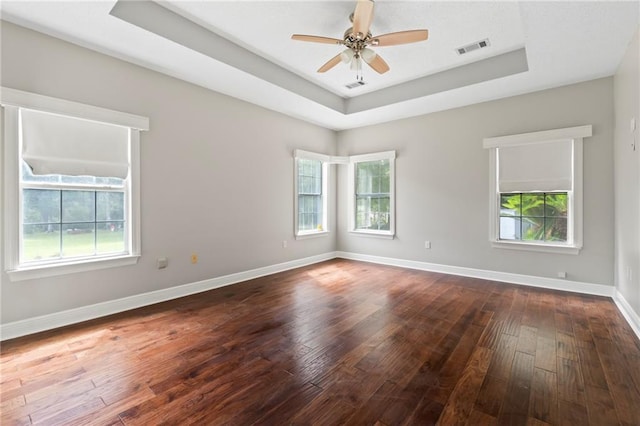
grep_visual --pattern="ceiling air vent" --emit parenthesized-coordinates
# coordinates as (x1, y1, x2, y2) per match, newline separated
(345, 81, 366, 89)
(456, 38, 491, 55)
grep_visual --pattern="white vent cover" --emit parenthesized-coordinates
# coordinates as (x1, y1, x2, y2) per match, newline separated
(456, 38, 491, 55)
(345, 81, 366, 89)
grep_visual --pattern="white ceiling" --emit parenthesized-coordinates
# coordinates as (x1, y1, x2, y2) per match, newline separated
(1, 1, 638, 130)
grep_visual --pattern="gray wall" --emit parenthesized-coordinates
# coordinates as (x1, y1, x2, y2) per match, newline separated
(337, 78, 615, 286)
(0, 20, 627, 328)
(1, 22, 337, 324)
(614, 27, 640, 317)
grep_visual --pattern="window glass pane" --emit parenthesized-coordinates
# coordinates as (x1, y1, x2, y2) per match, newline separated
(545, 217, 568, 242)
(23, 224, 61, 261)
(62, 223, 96, 257)
(97, 222, 125, 254)
(372, 176, 381, 194)
(97, 192, 125, 221)
(356, 160, 390, 197)
(23, 189, 61, 224)
(356, 195, 390, 230)
(499, 217, 520, 240)
(298, 194, 322, 231)
(521, 194, 545, 217)
(62, 191, 95, 223)
(380, 173, 390, 193)
(500, 194, 521, 216)
(545, 193, 568, 217)
(356, 196, 368, 229)
(298, 159, 321, 196)
(521, 216, 544, 241)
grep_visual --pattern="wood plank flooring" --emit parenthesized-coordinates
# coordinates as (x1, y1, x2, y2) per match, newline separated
(1, 259, 639, 425)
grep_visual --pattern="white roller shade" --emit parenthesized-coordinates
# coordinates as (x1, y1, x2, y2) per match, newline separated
(498, 140, 573, 192)
(21, 108, 130, 178)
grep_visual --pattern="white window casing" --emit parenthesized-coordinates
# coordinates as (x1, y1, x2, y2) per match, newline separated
(348, 150, 396, 239)
(294, 149, 329, 239)
(2, 87, 149, 281)
(483, 125, 591, 254)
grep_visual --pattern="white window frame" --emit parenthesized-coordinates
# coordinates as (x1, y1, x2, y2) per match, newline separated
(483, 125, 592, 255)
(294, 150, 329, 239)
(348, 151, 396, 239)
(2, 87, 149, 281)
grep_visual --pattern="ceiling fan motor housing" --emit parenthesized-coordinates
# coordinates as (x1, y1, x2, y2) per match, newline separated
(343, 28, 373, 53)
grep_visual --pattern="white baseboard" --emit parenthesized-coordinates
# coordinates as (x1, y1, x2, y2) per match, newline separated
(613, 290, 640, 340)
(4, 250, 636, 342)
(0, 252, 337, 341)
(335, 251, 616, 297)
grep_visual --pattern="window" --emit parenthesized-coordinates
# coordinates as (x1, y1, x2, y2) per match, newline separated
(294, 150, 328, 238)
(348, 151, 395, 238)
(21, 166, 127, 262)
(2, 87, 148, 280)
(483, 125, 592, 254)
(499, 192, 568, 242)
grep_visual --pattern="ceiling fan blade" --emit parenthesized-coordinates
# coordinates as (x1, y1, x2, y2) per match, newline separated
(364, 52, 390, 74)
(372, 30, 429, 46)
(352, 0, 374, 38)
(317, 53, 343, 73)
(291, 34, 344, 45)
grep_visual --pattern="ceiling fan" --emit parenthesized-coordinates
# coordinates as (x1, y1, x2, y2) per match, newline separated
(291, 0, 428, 76)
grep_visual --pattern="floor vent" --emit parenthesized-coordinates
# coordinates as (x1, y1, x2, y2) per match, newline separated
(345, 81, 366, 89)
(456, 38, 490, 55)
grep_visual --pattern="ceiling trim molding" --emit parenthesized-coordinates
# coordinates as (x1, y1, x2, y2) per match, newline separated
(110, 0, 530, 118)
(109, 0, 346, 112)
(345, 47, 529, 114)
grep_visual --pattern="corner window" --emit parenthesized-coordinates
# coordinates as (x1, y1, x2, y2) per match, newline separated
(294, 150, 328, 238)
(483, 125, 592, 254)
(2, 87, 148, 280)
(348, 151, 395, 238)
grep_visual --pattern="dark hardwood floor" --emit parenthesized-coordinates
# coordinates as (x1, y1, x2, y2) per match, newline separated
(1, 259, 639, 425)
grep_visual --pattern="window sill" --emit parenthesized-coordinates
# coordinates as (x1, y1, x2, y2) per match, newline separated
(295, 230, 330, 240)
(349, 230, 395, 240)
(491, 240, 581, 255)
(7, 254, 140, 282)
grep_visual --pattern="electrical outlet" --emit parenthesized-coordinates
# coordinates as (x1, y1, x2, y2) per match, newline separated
(282, 240, 287, 248)
(424, 241, 431, 249)
(157, 257, 168, 269)
(557, 271, 567, 279)
(191, 253, 198, 264)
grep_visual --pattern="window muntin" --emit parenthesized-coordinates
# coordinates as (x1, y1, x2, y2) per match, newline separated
(355, 159, 391, 231)
(499, 192, 568, 242)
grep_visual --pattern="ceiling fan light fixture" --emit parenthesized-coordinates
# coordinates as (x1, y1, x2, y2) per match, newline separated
(340, 49, 355, 63)
(361, 47, 376, 63)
